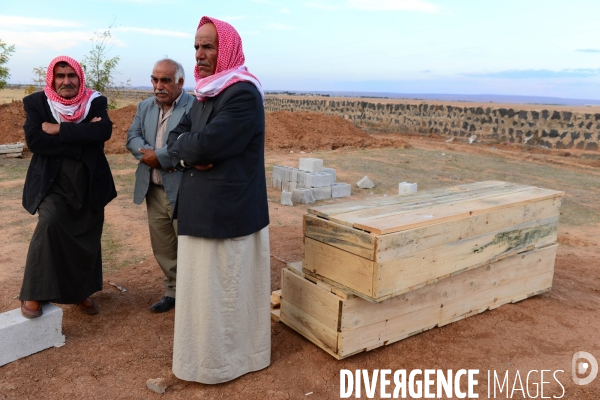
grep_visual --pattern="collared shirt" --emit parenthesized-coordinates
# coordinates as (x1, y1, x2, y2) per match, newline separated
(151, 91, 184, 185)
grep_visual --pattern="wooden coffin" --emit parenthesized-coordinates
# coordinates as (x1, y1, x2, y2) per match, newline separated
(281, 244, 557, 359)
(303, 181, 563, 302)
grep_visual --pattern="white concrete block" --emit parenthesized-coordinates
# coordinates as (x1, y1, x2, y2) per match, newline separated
(290, 169, 299, 183)
(297, 171, 308, 188)
(281, 191, 293, 206)
(331, 182, 352, 198)
(322, 168, 336, 181)
(298, 158, 323, 173)
(399, 182, 418, 195)
(289, 181, 297, 191)
(272, 166, 285, 180)
(292, 188, 315, 204)
(272, 177, 282, 190)
(357, 176, 374, 189)
(311, 186, 332, 200)
(306, 172, 335, 188)
(282, 180, 291, 192)
(283, 167, 293, 182)
(0, 303, 66, 367)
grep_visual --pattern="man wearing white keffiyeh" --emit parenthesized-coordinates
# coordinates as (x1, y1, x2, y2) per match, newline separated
(19, 55, 116, 319)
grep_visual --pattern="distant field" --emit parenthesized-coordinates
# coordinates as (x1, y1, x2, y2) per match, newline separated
(0, 88, 153, 108)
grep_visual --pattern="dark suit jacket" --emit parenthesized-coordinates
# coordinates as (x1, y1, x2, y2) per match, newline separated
(22, 91, 117, 214)
(167, 82, 269, 238)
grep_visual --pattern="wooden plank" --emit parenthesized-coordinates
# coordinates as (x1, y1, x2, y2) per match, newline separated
(375, 216, 558, 299)
(328, 183, 535, 229)
(271, 308, 281, 322)
(281, 268, 341, 331)
(376, 197, 561, 261)
(308, 181, 510, 218)
(338, 270, 554, 357)
(341, 245, 556, 330)
(280, 299, 339, 356)
(351, 187, 564, 235)
(304, 214, 376, 260)
(0, 148, 24, 155)
(302, 237, 375, 297)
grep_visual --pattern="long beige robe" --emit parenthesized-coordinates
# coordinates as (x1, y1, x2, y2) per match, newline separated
(172, 227, 271, 384)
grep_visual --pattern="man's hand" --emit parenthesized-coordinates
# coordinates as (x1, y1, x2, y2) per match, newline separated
(91, 117, 101, 122)
(139, 148, 161, 168)
(193, 164, 214, 171)
(42, 122, 60, 135)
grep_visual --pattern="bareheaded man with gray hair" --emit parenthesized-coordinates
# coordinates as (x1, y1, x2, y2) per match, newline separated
(126, 58, 195, 312)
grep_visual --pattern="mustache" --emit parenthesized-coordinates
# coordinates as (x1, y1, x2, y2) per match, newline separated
(59, 85, 75, 90)
(197, 61, 211, 68)
(154, 89, 169, 95)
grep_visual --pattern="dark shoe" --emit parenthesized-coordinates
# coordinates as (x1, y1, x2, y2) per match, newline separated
(21, 300, 43, 319)
(149, 296, 175, 313)
(77, 297, 99, 315)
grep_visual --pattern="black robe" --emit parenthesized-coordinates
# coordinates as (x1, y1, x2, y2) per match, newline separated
(19, 92, 117, 303)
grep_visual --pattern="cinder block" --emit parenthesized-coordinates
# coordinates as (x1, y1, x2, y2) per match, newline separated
(281, 191, 293, 206)
(289, 181, 297, 191)
(357, 176, 374, 189)
(0, 303, 66, 367)
(272, 166, 285, 180)
(298, 158, 323, 173)
(322, 168, 336, 181)
(399, 182, 418, 195)
(292, 188, 315, 204)
(306, 172, 335, 188)
(272, 177, 282, 190)
(297, 171, 308, 188)
(312, 186, 332, 200)
(282, 180, 290, 192)
(283, 167, 293, 182)
(290, 169, 299, 183)
(331, 182, 351, 198)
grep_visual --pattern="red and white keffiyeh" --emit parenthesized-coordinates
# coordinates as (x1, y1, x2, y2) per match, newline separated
(193, 16, 264, 103)
(43, 56, 100, 123)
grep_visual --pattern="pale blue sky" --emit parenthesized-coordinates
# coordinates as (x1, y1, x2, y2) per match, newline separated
(2, 0, 600, 99)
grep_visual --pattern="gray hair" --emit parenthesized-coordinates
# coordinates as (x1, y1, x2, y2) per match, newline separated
(153, 58, 185, 83)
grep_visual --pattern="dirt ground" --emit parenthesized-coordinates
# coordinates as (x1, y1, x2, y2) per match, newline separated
(0, 100, 599, 399)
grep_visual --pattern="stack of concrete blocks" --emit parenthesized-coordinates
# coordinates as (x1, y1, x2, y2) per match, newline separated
(271, 158, 351, 205)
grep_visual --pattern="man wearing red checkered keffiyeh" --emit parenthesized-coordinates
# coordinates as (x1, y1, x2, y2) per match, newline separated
(168, 17, 270, 385)
(18, 55, 117, 320)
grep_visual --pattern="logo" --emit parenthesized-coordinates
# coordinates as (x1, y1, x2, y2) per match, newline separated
(572, 351, 598, 386)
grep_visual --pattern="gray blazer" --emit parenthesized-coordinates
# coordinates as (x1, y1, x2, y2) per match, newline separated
(126, 92, 195, 208)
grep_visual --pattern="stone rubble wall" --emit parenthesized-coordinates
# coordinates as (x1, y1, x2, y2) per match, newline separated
(265, 97, 600, 151)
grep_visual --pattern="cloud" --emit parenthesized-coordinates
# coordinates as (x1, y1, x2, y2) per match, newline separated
(0, 15, 82, 28)
(348, 0, 441, 12)
(281, 8, 291, 14)
(0, 30, 92, 51)
(267, 23, 295, 30)
(304, 0, 441, 12)
(576, 49, 600, 53)
(421, 69, 431, 73)
(113, 27, 192, 38)
(463, 69, 600, 79)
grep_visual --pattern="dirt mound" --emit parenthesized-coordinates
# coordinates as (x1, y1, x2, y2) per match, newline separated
(0, 101, 407, 154)
(106, 105, 137, 154)
(265, 111, 408, 151)
(0, 100, 26, 145)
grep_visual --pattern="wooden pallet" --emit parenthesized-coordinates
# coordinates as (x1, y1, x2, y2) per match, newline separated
(281, 245, 557, 359)
(303, 181, 563, 302)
